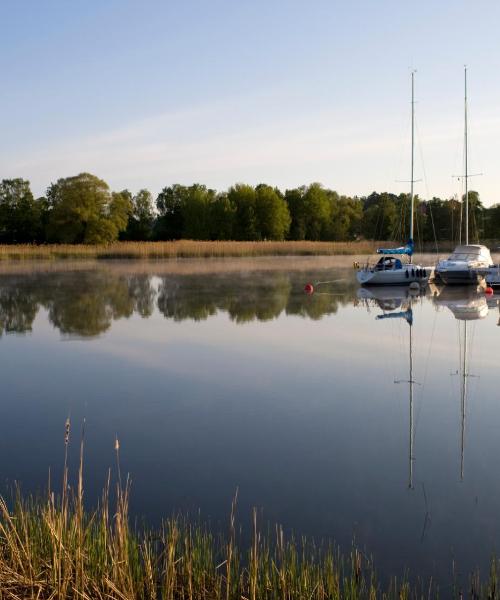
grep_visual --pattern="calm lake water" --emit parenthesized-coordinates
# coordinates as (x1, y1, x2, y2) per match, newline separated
(1, 257, 499, 584)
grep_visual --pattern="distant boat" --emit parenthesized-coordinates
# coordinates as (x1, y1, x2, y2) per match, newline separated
(435, 67, 491, 285)
(436, 244, 492, 285)
(357, 71, 432, 287)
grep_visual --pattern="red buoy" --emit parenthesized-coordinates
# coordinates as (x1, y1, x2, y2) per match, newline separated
(485, 286, 494, 295)
(304, 283, 314, 294)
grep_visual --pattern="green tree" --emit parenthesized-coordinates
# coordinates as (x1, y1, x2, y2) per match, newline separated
(123, 189, 155, 240)
(285, 187, 307, 240)
(302, 183, 332, 240)
(228, 184, 257, 240)
(0, 178, 42, 243)
(154, 184, 186, 239)
(209, 193, 235, 240)
(254, 184, 291, 240)
(45, 173, 131, 244)
(181, 184, 215, 240)
(361, 192, 399, 240)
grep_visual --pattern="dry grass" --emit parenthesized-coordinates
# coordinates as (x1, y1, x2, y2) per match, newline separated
(0, 240, 381, 261)
(0, 423, 497, 599)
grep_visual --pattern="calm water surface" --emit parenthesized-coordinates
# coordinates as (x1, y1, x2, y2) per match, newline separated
(1, 257, 499, 584)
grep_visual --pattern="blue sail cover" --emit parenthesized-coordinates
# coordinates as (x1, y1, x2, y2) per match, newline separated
(376, 309, 413, 326)
(377, 239, 414, 256)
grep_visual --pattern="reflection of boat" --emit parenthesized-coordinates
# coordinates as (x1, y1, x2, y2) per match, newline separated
(436, 286, 487, 480)
(435, 68, 491, 285)
(357, 71, 431, 287)
(373, 296, 417, 489)
(433, 287, 488, 321)
(482, 263, 500, 288)
(357, 285, 426, 312)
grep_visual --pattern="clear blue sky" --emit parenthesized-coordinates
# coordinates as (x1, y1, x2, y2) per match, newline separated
(1, 1, 500, 204)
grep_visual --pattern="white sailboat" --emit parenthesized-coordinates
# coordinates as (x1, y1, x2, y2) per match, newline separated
(435, 67, 492, 285)
(357, 71, 432, 287)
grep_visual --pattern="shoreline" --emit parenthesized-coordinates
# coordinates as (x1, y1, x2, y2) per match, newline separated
(0, 239, 480, 261)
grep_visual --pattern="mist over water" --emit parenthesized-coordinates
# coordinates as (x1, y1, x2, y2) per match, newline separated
(1, 257, 499, 584)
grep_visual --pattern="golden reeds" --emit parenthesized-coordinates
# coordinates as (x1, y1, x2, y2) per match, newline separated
(0, 240, 382, 261)
(0, 424, 497, 598)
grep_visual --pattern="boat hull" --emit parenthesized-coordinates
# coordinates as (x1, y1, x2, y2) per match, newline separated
(357, 265, 432, 286)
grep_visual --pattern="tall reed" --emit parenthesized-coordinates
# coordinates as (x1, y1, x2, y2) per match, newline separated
(0, 422, 498, 598)
(0, 240, 381, 261)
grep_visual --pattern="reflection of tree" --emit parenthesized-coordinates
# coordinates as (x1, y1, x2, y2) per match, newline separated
(0, 272, 156, 338)
(157, 271, 356, 323)
(45, 274, 134, 337)
(0, 267, 358, 337)
(0, 282, 39, 335)
(157, 274, 291, 323)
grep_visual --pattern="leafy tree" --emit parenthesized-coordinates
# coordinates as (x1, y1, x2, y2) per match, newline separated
(123, 189, 155, 240)
(154, 184, 186, 239)
(0, 179, 42, 243)
(209, 193, 235, 240)
(302, 183, 332, 240)
(45, 173, 131, 244)
(361, 192, 399, 240)
(285, 187, 307, 240)
(181, 184, 215, 240)
(254, 184, 291, 240)
(228, 184, 257, 240)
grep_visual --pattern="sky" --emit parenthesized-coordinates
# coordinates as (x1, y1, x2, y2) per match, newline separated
(1, 0, 500, 205)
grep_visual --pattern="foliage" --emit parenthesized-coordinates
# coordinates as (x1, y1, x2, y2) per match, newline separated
(0, 178, 43, 243)
(45, 173, 131, 244)
(122, 189, 155, 241)
(1, 173, 499, 245)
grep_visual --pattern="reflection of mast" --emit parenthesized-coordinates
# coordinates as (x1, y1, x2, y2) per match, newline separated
(377, 306, 416, 489)
(409, 322, 415, 489)
(460, 321, 468, 481)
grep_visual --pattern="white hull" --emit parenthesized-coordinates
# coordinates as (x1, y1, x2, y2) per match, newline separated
(435, 245, 492, 286)
(357, 264, 432, 286)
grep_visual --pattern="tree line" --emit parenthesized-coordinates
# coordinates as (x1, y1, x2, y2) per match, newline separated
(0, 172, 499, 244)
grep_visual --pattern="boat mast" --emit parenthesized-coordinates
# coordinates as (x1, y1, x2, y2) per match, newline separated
(464, 66, 469, 245)
(409, 70, 415, 263)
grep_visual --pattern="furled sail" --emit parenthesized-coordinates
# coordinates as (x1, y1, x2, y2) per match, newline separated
(377, 239, 414, 257)
(376, 308, 413, 326)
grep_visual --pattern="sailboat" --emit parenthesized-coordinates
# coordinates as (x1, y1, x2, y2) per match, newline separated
(435, 67, 492, 285)
(357, 71, 432, 287)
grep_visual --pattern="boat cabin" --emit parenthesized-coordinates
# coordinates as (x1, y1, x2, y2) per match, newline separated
(375, 256, 403, 271)
(447, 244, 492, 264)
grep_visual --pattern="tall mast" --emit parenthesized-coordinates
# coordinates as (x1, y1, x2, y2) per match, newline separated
(409, 70, 415, 263)
(464, 66, 469, 245)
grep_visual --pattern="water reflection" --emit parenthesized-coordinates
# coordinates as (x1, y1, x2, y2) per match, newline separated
(0, 268, 358, 337)
(2, 261, 500, 583)
(360, 284, 496, 490)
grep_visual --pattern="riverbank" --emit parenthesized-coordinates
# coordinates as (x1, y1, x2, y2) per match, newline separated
(0, 239, 494, 261)
(0, 468, 497, 599)
(0, 240, 380, 260)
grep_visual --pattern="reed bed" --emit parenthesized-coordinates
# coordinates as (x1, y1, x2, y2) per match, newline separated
(0, 240, 381, 261)
(0, 427, 498, 599)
